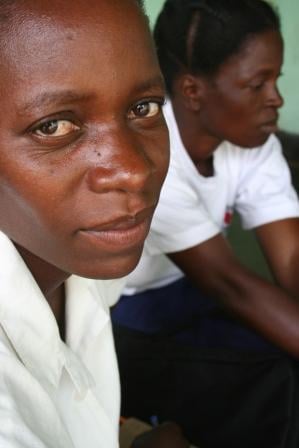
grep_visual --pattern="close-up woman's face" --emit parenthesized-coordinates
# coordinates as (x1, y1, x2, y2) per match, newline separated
(0, 0, 169, 279)
(198, 30, 283, 148)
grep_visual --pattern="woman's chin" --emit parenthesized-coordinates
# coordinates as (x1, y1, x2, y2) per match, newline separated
(72, 248, 144, 280)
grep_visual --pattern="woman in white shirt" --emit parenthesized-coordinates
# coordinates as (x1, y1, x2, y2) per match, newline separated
(0, 0, 189, 447)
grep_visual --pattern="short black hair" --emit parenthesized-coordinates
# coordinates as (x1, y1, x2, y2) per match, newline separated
(154, 0, 281, 94)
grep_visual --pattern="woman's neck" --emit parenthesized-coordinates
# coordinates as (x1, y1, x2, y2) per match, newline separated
(47, 284, 66, 340)
(14, 242, 68, 338)
(172, 98, 221, 175)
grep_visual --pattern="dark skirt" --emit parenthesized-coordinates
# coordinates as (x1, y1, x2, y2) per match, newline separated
(113, 324, 299, 448)
(111, 278, 299, 447)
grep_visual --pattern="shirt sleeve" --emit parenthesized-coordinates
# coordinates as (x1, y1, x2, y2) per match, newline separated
(146, 157, 220, 256)
(235, 134, 299, 230)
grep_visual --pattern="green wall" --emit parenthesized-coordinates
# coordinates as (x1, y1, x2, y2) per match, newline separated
(144, 0, 163, 27)
(144, 0, 299, 133)
(273, 0, 299, 132)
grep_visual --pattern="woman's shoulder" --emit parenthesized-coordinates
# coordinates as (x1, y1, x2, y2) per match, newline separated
(218, 134, 282, 164)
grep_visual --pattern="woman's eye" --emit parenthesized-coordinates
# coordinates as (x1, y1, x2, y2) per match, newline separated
(33, 119, 80, 137)
(249, 80, 265, 91)
(129, 101, 162, 119)
(251, 83, 263, 90)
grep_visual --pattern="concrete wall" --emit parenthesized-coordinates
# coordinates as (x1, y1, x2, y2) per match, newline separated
(144, 0, 299, 132)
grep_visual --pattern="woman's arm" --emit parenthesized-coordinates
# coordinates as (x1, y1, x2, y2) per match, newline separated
(169, 233, 299, 357)
(131, 422, 189, 448)
(256, 217, 299, 297)
(120, 419, 189, 448)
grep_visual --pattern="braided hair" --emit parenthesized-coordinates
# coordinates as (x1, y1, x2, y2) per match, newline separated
(154, 0, 280, 94)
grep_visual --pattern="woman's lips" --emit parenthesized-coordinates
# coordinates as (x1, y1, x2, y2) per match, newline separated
(260, 121, 278, 134)
(79, 219, 150, 250)
(78, 208, 154, 250)
(260, 113, 279, 134)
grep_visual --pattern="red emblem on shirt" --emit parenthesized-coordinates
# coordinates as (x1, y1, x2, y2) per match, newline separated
(224, 207, 233, 225)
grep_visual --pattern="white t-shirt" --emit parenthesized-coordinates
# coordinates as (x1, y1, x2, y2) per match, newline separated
(0, 231, 126, 448)
(125, 100, 299, 294)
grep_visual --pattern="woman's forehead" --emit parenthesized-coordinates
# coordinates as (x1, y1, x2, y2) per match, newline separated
(0, 0, 146, 53)
(215, 30, 283, 81)
(0, 0, 153, 87)
(0, 0, 142, 19)
(0, 0, 162, 125)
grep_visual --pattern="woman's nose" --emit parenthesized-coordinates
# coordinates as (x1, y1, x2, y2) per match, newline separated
(86, 128, 155, 194)
(267, 84, 284, 109)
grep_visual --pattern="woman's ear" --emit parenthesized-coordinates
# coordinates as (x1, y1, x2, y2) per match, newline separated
(178, 74, 204, 112)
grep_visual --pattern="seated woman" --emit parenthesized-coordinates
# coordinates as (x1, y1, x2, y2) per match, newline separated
(112, 0, 299, 446)
(0, 0, 190, 447)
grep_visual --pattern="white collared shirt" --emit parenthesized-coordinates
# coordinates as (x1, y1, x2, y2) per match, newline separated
(0, 231, 125, 448)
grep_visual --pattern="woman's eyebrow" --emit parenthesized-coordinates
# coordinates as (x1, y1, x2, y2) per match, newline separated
(240, 66, 280, 82)
(17, 76, 165, 116)
(132, 75, 166, 96)
(17, 90, 94, 115)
